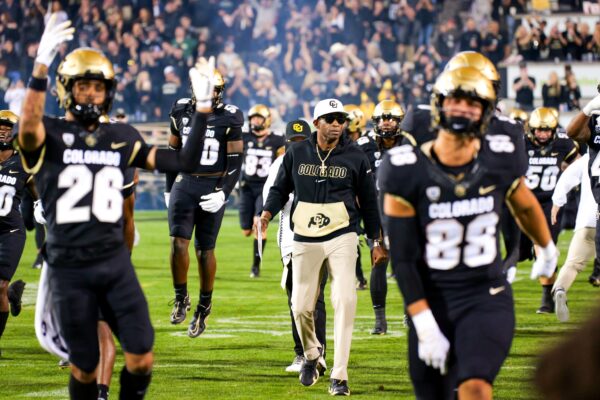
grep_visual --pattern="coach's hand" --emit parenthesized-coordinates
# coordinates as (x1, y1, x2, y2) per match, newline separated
(254, 211, 271, 237)
(33, 200, 47, 225)
(36, 14, 75, 67)
(372, 244, 388, 266)
(164, 192, 170, 209)
(189, 56, 215, 113)
(531, 241, 558, 279)
(199, 191, 225, 213)
(550, 204, 560, 225)
(412, 309, 450, 375)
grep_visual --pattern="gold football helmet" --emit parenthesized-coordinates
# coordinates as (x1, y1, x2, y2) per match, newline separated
(528, 107, 559, 145)
(372, 100, 405, 139)
(56, 48, 115, 124)
(344, 104, 366, 133)
(509, 109, 528, 123)
(431, 66, 496, 138)
(0, 110, 18, 150)
(248, 104, 272, 132)
(212, 69, 225, 108)
(445, 51, 501, 94)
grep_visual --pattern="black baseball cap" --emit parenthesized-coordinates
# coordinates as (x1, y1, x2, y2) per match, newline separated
(285, 119, 311, 141)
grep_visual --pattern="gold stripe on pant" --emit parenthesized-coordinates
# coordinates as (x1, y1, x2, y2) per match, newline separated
(291, 232, 358, 381)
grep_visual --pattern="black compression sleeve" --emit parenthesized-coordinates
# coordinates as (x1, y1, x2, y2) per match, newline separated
(216, 152, 242, 197)
(155, 113, 207, 173)
(385, 215, 425, 305)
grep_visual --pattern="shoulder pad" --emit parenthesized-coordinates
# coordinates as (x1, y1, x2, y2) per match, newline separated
(387, 144, 418, 166)
(356, 136, 370, 146)
(170, 98, 193, 116)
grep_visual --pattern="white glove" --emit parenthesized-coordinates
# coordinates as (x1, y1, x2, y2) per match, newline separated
(531, 241, 558, 279)
(412, 309, 450, 375)
(189, 56, 216, 112)
(164, 192, 170, 209)
(583, 94, 600, 116)
(506, 266, 517, 284)
(36, 14, 75, 67)
(199, 191, 226, 213)
(33, 200, 47, 225)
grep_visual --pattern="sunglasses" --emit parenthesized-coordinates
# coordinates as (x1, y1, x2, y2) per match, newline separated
(322, 114, 347, 124)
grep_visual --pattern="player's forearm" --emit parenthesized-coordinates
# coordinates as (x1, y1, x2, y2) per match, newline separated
(566, 112, 590, 143)
(154, 113, 208, 172)
(19, 63, 48, 152)
(123, 195, 136, 252)
(217, 152, 242, 197)
(508, 183, 552, 247)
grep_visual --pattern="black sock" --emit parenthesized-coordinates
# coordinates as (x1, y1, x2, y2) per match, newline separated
(98, 384, 109, 400)
(199, 291, 212, 308)
(174, 283, 187, 301)
(542, 284, 553, 297)
(253, 239, 266, 267)
(68, 374, 97, 400)
(119, 367, 151, 400)
(0, 311, 8, 339)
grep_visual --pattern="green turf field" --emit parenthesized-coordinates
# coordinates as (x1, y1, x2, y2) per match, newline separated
(1, 210, 599, 399)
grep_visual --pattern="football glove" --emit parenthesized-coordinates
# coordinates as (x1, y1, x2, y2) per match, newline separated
(36, 14, 75, 67)
(33, 200, 47, 225)
(506, 266, 517, 284)
(189, 56, 216, 112)
(412, 309, 450, 375)
(199, 191, 225, 213)
(583, 94, 600, 116)
(531, 241, 558, 279)
(164, 192, 170, 209)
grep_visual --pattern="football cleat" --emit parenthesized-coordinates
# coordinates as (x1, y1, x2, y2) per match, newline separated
(371, 318, 387, 335)
(554, 289, 569, 322)
(58, 359, 70, 368)
(285, 355, 305, 373)
(250, 265, 260, 278)
(188, 303, 211, 338)
(588, 273, 600, 287)
(7, 280, 26, 317)
(299, 357, 320, 387)
(536, 291, 555, 314)
(169, 294, 191, 325)
(329, 379, 351, 396)
(356, 279, 367, 290)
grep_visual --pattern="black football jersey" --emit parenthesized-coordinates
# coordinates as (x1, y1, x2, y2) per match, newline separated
(241, 131, 286, 185)
(378, 139, 522, 294)
(0, 151, 30, 232)
(20, 116, 152, 254)
(170, 99, 244, 175)
(524, 134, 578, 203)
(401, 107, 528, 177)
(355, 134, 382, 172)
(586, 114, 600, 203)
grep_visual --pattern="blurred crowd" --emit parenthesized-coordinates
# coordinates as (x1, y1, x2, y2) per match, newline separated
(0, 0, 595, 125)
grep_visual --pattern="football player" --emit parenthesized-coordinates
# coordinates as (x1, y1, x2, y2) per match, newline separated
(356, 100, 405, 335)
(380, 66, 557, 400)
(164, 69, 243, 338)
(18, 15, 214, 399)
(344, 104, 368, 290)
(0, 110, 32, 357)
(520, 107, 578, 314)
(240, 104, 285, 278)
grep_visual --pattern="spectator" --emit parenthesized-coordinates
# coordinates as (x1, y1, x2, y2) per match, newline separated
(579, 22, 594, 61)
(542, 71, 565, 110)
(0, 61, 10, 110)
(513, 62, 536, 111)
(547, 25, 566, 61)
(415, 0, 436, 48)
(564, 74, 581, 111)
(514, 25, 540, 61)
(483, 21, 508, 64)
(459, 17, 481, 52)
(433, 19, 459, 64)
(160, 65, 183, 117)
(562, 20, 583, 61)
(4, 78, 25, 115)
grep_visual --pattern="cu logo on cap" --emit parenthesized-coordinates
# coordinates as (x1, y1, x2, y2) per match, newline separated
(329, 100, 338, 108)
(293, 123, 303, 132)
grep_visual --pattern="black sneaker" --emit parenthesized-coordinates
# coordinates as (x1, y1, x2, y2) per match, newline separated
(188, 303, 211, 338)
(299, 357, 319, 387)
(589, 273, 600, 287)
(8, 280, 26, 317)
(371, 318, 387, 335)
(356, 279, 367, 290)
(329, 379, 350, 396)
(536, 292, 555, 314)
(169, 294, 191, 325)
(250, 265, 260, 278)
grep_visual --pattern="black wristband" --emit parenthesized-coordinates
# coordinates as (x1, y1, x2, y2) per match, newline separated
(28, 76, 48, 92)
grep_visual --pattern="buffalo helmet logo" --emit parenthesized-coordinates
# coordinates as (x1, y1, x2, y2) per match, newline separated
(308, 213, 330, 229)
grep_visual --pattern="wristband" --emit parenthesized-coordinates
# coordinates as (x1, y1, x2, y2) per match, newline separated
(28, 76, 48, 92)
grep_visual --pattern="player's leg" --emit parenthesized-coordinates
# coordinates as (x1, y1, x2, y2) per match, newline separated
(324, 232, 358, 394)
(591, 212, 600, 286)
(167, 177, 196, 324)
(553, 227, 596, 322)
(0, 228, 26, 355)
(370, 259, 388, 335)
(238, 184, 254, 237)
(355, 244, 367, 289)
(250, 187, 267, 278)
(536, 203, 561, 314)
(97, 320, 115, 400)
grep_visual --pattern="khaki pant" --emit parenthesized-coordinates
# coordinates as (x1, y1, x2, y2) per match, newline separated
(291, 232, 358, 381)
(554, 228, 596, 292)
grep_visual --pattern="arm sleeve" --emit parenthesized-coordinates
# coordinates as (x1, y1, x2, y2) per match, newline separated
(356, 154, 382, 239)
(263, 151, 294, 217)
(552, 155, 584, 207)
(154, 113, 208, 172)
(216, 152, 242, 197)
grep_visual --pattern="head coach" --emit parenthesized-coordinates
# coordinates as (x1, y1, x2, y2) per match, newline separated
(258, 99, 387, 395)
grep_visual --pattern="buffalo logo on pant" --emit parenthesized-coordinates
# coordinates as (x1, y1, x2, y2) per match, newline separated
(308, 213, 330, 229)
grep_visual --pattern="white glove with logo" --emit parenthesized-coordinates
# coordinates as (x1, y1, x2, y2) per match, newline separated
(199, 191, 225, 213)
(36, 14, 75, 67)
(189, 56, 216, 112)
(531, 241, 558, 279)
(164, 192, 170, 209)
(33, 200, 47, 225)
(583, 94, 600, 116)
(412, 309, 450, 375)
